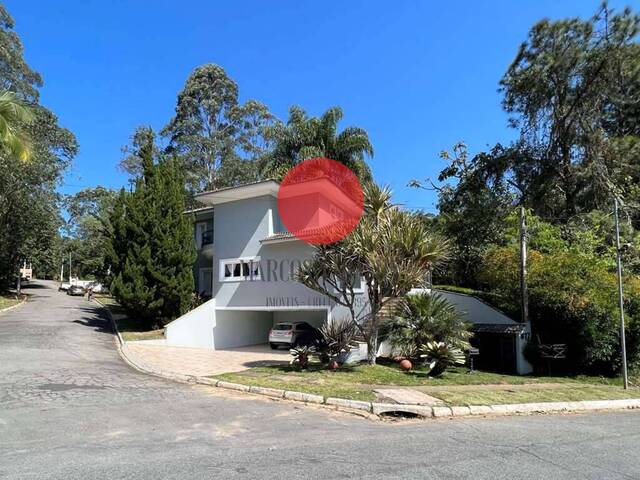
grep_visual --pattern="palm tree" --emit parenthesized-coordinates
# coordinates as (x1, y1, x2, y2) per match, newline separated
(0, 91, 34, 161)
(260, 106, 374, 180)
(382, 292, 473, 358)
(298, 182, 450, 364)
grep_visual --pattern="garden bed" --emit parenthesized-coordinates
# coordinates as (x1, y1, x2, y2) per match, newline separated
(213, 361, 639, 405)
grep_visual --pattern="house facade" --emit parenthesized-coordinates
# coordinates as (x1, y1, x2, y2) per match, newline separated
(166, 179, 531, 374)
(166, 180, 368, 350)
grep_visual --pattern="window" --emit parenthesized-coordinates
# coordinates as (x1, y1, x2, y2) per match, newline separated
(219, 257, 261, 282)
(195, 222, 207, 249)
(333, 273, 365, 293)
(273, 323, 293, 331)
(198, 268, 213, 296)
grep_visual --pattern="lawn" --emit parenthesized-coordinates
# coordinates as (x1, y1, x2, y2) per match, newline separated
(94, 295, 164, 341)
(0, 293, 25, 311)
(214, 361, 640, 405)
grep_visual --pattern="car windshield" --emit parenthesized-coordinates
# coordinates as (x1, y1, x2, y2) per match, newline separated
(273, 324, 292, 331)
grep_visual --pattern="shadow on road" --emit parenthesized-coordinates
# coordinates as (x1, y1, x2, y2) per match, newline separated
(72, 307, 114, 334)
(20, 282, 48, 289)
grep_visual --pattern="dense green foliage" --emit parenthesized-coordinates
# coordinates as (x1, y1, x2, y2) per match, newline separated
(0, 6, 77, 289)
(480, 224, 640, 374)
(63, 187, 117, 281)
(409, 4, 640, 376)
(109, 131, 196, 328)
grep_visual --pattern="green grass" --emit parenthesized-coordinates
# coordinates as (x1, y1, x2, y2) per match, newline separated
(428, 385, 640, 405)
(0, 294, 25, 311)
(95, 295, 164, 341)
(214, 362, 639, 404)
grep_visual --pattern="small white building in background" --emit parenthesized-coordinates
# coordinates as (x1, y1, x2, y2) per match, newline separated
(434, 289, 532, 375)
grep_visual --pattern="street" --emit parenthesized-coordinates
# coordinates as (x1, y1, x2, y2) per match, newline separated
(1, 280, 639, 480)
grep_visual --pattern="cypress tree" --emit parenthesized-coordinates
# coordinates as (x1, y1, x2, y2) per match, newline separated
(109, 130, 195, 328)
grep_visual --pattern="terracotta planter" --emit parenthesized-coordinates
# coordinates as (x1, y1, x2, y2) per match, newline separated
(399, 359, 413, 371)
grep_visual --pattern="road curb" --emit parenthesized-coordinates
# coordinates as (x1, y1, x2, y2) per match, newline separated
(94, 299, 640, 420)
(0, 294, 27, 314)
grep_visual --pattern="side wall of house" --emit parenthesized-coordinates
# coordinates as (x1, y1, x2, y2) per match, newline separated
(212, 195, 368, 323)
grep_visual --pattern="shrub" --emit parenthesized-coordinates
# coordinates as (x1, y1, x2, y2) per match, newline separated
(290, 345, 314, 369)
(315, 317, 357, 362)
(419, 341, 466, 377)
(382, 292, 473, 358)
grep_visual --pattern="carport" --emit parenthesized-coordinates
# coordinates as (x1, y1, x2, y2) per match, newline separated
(212, 308, 328, 350)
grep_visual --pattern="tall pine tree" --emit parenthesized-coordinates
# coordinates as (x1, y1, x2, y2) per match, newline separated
(109, 129, 196, 328)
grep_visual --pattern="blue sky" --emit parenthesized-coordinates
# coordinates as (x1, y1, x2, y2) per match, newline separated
(7, 0, 639, 212)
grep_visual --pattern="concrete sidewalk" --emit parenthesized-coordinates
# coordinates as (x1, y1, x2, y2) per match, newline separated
(124, 342, 290, 377)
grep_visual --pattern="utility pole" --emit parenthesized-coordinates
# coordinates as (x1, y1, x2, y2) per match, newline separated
(16, 259, 21, 295)
(60, 262, 64, 286)
(614, 198, 629, 389)
(69, 252, 72, 284)
(519, 205, 529, 325)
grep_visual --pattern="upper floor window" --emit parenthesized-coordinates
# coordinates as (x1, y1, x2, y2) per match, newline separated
(219, 257, 261, 282)
(195, 222, 213, 249)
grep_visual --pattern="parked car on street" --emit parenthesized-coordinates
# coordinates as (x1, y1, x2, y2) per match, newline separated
(67, 285, 86, 296)
(58, 282, 71, 291)
(269, 321, 322, 349)
(86, 281, 105, 293)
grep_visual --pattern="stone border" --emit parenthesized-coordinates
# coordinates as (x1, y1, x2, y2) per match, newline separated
(95, 299, 640, 419)
(0, 294, 27, 314)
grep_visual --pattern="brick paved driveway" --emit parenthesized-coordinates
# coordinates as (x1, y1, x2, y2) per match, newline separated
(124, 342, 289, 377)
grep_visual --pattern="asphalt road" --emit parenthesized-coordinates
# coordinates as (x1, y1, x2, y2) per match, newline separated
(1, 280, 639, 480)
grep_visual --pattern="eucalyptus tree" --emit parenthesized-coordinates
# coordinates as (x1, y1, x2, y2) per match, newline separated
(260, 106, 374, 181)
(298, 183, 449, 364)
(161, 64, 276, 193)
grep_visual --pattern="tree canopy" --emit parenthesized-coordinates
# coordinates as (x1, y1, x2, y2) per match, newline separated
(0, 6, 77, 289)
(260, 105, 374, 182)
(161, 64, 276, 193)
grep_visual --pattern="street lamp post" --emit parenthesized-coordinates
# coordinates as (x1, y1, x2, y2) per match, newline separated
(614, 198, 629, 390)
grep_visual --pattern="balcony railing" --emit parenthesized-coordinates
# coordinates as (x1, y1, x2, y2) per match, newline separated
(201, 229, 214, 246)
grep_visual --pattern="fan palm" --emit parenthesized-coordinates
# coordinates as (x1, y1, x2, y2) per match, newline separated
(382, 292, 473, 357)
(260, 106, 373, 180)
(0, 91, 34, 161)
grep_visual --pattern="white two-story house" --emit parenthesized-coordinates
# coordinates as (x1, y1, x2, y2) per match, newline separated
(165, 179, 531, 374)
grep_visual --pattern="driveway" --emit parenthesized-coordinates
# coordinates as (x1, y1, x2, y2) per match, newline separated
(124, 342, 289, 377)
(1, 280, 640, 479)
